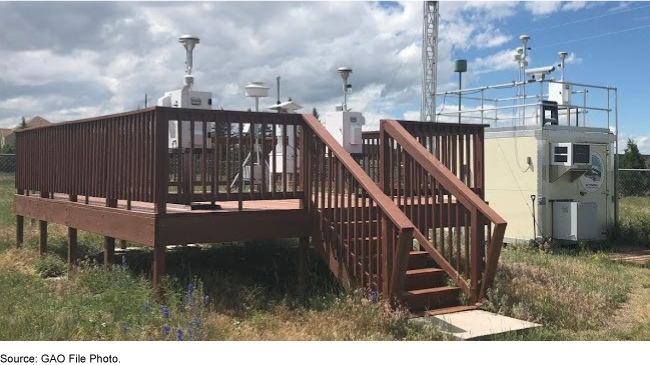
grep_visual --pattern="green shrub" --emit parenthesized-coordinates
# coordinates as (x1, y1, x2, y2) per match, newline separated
(36, 255, 67, 278)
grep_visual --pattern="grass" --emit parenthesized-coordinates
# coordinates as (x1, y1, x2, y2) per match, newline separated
(616, 196, 650, 247)
(3, 175, 650, 340)
(484, 245, 650, 340)
(0, 178, 446, 341)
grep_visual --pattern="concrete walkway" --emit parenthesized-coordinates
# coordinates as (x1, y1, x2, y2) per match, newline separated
(412, 310, 541, 340)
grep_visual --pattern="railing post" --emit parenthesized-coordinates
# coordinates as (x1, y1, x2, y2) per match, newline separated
(470, 209, 485, 304)
(379, 122, 390, 195)
(390, 227, 413, 302)
(381, 215, 392, 299)
(153, 108, 168, 215)
(300, 123, 310, 210)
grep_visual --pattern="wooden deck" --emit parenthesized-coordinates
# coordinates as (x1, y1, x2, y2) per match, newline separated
(15, 194, 310, 247)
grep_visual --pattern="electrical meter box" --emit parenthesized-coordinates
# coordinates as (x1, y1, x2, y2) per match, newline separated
(552, 201, 599, 241)
(324, 111, 366, 155)
(548, 82, 572, 106)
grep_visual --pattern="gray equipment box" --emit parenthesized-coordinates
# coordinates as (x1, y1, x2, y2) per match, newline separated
(552, 201, 599, 241)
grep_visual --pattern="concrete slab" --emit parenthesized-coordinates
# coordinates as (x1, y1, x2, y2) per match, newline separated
(411, 310, 541, 340)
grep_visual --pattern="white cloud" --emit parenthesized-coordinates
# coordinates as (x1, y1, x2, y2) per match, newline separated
(609, 2, 633, 12)
(0, 1, 539, 131)
(565, 52, 583, 65)
(562, 2, 588, 12)
(524, 2, 563, 16)
(472, 48, 519, 75)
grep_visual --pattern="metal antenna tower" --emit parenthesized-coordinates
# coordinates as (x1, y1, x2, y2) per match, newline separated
(421, 1, 439, 122)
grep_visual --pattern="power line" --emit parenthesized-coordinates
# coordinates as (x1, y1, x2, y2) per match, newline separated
(524, 3, 650, 34)
(536, 23, 650, 49)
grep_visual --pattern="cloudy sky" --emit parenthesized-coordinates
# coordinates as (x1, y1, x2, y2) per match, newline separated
(1, 1, 649, 150)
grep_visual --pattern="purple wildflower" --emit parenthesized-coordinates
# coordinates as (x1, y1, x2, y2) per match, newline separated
(160, 305, 170, 321)
(163, 324, 170, 336)
(176, 329, 183, 341)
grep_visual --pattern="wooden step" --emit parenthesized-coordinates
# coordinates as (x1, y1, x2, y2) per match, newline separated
(424, 305, 476, 316)
(404, 268, 446, 291)
(408, 305, 476, 318)
(402, 286, 460, 311)
(408, 251, 431, 270)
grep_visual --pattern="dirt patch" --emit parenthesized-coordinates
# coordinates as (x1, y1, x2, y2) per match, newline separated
(609, 246, 650, 265)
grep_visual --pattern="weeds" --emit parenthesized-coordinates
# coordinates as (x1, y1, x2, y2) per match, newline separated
(35, 254, 66, 278)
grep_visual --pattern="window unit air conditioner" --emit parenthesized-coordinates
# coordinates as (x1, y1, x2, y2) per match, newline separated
(550, 143, 592, 182)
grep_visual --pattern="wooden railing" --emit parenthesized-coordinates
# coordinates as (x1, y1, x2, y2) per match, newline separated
(363, 121, 485, 197)
(15, 107, 306, 211)
(155, 107, 304, 208)
(302, 115, 414, 300)
(361, 131, 380, 183)
(15, 108, 159, 203)
(381, 120, 506, 304)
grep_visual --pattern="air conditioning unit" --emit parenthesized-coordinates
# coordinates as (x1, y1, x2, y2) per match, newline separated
(550, 143, 592, 182)
(551, 143, 590, 166)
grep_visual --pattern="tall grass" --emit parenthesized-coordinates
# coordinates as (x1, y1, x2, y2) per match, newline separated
(484, 246, 633, 330)
(0, 177, 445, 341)
(616, 197, 650, 247)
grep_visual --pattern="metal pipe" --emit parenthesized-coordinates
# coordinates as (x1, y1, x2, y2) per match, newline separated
(441, 103, 611, 115)
(438, 80, 616, 98)
(614, 88, 619, 227)
(435, 81, 527, 96)
(480, 89, 485, 125)
(531, 195, 536, 239)
(458, 72, 462, 124)
(583, 90, 588, 127)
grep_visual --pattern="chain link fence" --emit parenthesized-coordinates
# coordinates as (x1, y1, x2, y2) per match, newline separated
(0, 154, 15, 182)
(618, 169, 650, 197)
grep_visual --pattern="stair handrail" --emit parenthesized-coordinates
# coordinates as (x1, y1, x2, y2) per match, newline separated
(382, 119, 506, 303)
(302, 115, 415, 299)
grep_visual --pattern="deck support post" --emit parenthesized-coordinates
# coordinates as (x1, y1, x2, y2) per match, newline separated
(298, 236, 310, 294)
(39, 220, 47, 255)
(104, 199, 118, 266)
(68, 195, 78, 269)
(16, 189, 24, 248)
(153, 244, 166, 295)
(16, 215, 23, 248)
(38, 192, 48, 255)
(68, 227, 77, 269)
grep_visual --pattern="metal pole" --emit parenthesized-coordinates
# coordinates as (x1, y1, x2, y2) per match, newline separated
(458, 72, 462, 124)
(583, 90, 587, 127)
(481, 89, 484, 125)
(614, 88, 619, 227)
(343, 78, 348, 112)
